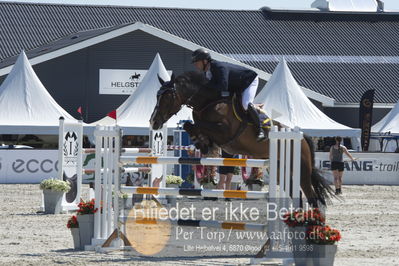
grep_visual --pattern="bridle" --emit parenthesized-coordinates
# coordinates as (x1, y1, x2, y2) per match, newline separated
(154, 86, 183, 122)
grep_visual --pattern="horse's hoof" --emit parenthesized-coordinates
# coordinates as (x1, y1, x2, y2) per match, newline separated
(183, 121, 194, 132)
(194, 142, 201, 149)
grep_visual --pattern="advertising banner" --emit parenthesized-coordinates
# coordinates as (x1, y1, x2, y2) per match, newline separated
(99, 69, 147, 95)
(1, 151, 397, 186)
(315, 152, 399, 185)
(150, 126, 167, 199)
(0, 150, 58, 183)
(359, 89, 375, 151)
(58, 119, 83, 210)
(0, 150, 94, 184)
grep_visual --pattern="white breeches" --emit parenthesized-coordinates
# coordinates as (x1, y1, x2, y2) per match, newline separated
(241, 76, 259, 110)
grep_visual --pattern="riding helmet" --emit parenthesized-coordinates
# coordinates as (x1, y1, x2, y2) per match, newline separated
(191, 48, 211, 63)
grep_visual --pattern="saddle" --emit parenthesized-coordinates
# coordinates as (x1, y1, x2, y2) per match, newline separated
(231, 94, 272, 129)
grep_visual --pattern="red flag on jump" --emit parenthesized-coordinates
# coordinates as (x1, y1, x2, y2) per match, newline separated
(77, 106, 82, 114)
(107, 110, 117, 120)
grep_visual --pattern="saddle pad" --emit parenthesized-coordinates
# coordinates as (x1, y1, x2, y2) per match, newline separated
(232, 94, 271, 129)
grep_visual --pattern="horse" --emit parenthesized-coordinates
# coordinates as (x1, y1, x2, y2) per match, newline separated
(150, 71, 334, 206)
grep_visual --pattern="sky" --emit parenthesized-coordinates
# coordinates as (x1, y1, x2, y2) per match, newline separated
(2, 0, 399, 11)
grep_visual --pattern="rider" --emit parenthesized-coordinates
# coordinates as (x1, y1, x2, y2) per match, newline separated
(191, 48, 266, 142)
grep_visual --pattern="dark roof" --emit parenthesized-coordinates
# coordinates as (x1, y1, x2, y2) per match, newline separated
(1, 2, 399, 104)
(245, 60, 399, 104)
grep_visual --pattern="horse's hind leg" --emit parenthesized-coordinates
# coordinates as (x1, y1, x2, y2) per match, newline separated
(300, 141, 319, 207)
(300, 159, 317, 207)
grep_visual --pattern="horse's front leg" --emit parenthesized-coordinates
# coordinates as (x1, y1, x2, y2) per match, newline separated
(183, 121, 210, 154)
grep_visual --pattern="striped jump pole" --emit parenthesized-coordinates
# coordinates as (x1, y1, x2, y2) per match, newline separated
(120, 156, 269, 168)
(83, 167, 151, 175)
(84, 145, 196, 154)
(126, 217, 267, 232)
(166, 145, 196, 151)
(84, 147, 152, 154)
(120, 186, 268, 199)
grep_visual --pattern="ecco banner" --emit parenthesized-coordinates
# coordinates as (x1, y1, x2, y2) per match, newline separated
(0, 150, 58, 183)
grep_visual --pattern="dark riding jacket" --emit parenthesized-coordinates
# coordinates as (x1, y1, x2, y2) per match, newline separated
(205, 60, 257, 94)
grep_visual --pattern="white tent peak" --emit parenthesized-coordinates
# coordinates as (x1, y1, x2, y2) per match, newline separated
(0, 50, 75, 133)
(254, 59, 360, 137)
(91, 53, 192, 134)
(117, 52, 170, 118)
(371, 100, 399, 135)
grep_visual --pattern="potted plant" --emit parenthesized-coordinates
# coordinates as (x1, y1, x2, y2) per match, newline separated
(76, 199, 98, 249)
(120, 192, 133, 209)
(166, 175, 184, 188)
(307, 225, 341, 266)
(67, 215, 80, 249)
(199, 164, 218, 189)
(282, 208, 325, 266)
(165, 175, 183, 206)
(40, 178, 70, 214)
(283, 208, 325, 228)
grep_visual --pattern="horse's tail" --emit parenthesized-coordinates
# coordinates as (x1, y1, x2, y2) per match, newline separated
(304, 135, 335, 206)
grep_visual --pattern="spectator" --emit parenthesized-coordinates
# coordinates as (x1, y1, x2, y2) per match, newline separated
(329, 136, 355, 195)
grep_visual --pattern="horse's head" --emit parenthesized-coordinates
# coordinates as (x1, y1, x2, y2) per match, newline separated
(150, 74, 182, 130)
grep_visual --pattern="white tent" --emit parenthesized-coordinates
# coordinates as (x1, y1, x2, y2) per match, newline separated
(369, 99, 399, 152)
(254, 59, 361, 138)
(311, 0, 379, 12)
(371, 100, 399, 135)
(90, 53, 192, 135)
(0, 51, 76, 134)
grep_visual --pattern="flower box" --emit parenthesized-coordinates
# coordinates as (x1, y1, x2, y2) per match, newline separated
(310, 244, 337, 266)
(75, 199, 98, 249)
(77, 214, 94, 248)
(166, 183, 179, 188)
(42, 189, 64, 214)
(40, 178, 71, 214)
(70, 228, 81, 250)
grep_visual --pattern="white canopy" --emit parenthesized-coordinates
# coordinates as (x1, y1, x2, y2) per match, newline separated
(254, 59, 361, 138)
(311, 0, 378, 12)
(371, 99, 399, 136)
(0, 51, 76, 134)
(90, 53, 192, 135)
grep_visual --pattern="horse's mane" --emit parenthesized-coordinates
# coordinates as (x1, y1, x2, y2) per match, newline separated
(175, 71, 206, 95)
(175, 71, 220, 107)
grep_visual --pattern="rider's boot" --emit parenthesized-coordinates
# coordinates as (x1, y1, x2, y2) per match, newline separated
(247, 103, 266, 142)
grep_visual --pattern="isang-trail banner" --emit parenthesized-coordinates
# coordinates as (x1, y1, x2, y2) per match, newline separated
(359, 89, 375, 151)
(316, 152, 399, 185)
